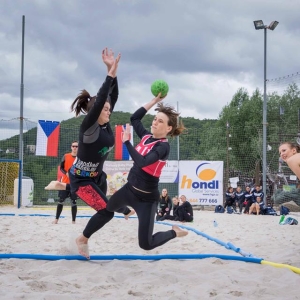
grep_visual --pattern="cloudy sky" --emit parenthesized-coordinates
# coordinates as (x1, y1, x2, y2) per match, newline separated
(1, 0, 300, 138)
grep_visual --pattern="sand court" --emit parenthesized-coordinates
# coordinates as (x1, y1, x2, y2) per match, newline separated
(0, 206, 299, 299)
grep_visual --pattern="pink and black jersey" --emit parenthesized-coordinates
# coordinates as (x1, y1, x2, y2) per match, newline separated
(124, 107, 170, 191)
(135, 134, 167, 177)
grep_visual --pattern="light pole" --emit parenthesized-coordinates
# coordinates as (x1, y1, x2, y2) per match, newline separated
(253, 20, 279, 205)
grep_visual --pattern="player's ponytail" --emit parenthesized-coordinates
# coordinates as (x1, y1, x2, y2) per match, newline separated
(71, 90, 96, 117)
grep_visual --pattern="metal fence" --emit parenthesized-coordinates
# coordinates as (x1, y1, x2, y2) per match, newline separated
(0, 119, 299, 207)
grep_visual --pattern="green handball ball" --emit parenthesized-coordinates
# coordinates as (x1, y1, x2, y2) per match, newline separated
(151, 80, 169, 97)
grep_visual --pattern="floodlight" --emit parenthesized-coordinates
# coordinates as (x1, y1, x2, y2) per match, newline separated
(253, 20, 265, 30)
(268, 21, 279, 30)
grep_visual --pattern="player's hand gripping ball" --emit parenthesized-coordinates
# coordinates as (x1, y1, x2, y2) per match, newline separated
(151, 80, 169, 98)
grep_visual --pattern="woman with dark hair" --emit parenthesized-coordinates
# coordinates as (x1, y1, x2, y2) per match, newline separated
(106, 94, 188, 251)
(279, 142, 300, 179)
(156, 188, 172, 221)
(47, 48, 133, 259)
(224, 186, 236, 211)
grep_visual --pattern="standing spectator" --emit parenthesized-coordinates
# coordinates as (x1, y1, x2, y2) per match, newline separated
(178, 195, 194, 222)
(156, 188, 172, 221)
(224, 186, 236, 210)
(52, 141, 78, 224)
(243, 186, 254, 214)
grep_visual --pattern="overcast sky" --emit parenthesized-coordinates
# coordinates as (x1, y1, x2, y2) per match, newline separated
(1, 0, 300, 138)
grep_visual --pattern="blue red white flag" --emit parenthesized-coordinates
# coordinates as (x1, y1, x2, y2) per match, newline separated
(114, 125, 133, 160)
(36, 120, 60, 157)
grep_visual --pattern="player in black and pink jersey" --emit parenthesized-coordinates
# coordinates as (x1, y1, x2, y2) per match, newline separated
(107, 94, 188, 250)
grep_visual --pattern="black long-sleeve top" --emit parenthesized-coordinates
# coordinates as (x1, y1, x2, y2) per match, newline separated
(157, 196, 172, 214)
(70, 76, 118, 180)
(124, 107, 170, 191)
(225, 192, 236, 202)
(235, 191, 245, 202)
(172, 203, 180, 218)
(180, 201, 194, 217)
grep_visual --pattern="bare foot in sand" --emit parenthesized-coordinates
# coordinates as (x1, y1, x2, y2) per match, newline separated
(45, 181, 66, 191)
(76, 234, 90, 259)
(172, 225, 188, 237)
(124, 209, 136, 220)
(72, 221, 76, 224)
(52, 219, 58, 224)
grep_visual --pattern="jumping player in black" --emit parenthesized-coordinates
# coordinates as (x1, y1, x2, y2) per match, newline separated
(66, 49, 132, 259)
(106, 94, 188, 250)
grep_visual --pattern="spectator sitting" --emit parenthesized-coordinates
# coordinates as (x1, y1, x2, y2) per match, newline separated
(224, 187, 236, 211)
(235, 186, 245, 214)
(249, 196, 264, 215)
(178, 195, 194, 222)
(160, 196, 180, 221)
(243, 186, 254, 214)
(253, 184, 264, 202)
(156, 188, 172, 221)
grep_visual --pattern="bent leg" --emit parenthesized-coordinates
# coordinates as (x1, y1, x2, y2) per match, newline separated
(134, 200, 176, 250)
(45, 181, 67, 191)
(106, 184, 132, 215)
(83, 208, 114, 238)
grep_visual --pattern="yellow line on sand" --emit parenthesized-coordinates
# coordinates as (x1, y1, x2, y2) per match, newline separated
(261, 260, 300, 275)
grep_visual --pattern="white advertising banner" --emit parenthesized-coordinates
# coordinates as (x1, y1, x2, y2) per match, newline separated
(104, 160, 179, 195)
(104, 161, 133, 195)
(179, 161, 223, 205)
(160, 160, 179, 183)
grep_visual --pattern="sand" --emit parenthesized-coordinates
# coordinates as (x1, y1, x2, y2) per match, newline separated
(0, 205, 299, 300)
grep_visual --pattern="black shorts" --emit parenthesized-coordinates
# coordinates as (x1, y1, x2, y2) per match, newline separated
(58, 190, 78, 201)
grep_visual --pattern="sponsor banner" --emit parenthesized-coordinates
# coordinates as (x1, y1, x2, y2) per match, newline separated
(104, 161, 132, 195)
(104, 160, 179, 195)
(179, 161, 223, 205)
(160, 160, 179, 183)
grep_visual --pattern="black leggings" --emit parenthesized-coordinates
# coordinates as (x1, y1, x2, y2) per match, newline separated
(55, 190, 77, 221)
(107, 183, 176, 250)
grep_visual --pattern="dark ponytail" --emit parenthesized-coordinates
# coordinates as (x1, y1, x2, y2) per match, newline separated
(71, 89, 96, 117)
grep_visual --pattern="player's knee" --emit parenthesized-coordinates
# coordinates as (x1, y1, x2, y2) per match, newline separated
(138, 239, 152, 251)
(58, 199, 65, 205)
(97, 208, 114, 222)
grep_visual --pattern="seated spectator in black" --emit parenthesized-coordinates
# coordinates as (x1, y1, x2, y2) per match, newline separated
(156, 188, 172, 221)
(160, 196, 180, 221)
(235, 186, 245, 213)
(178, 195, 194, 222)
(249, 196, 264, 215)
(224, 187, 236, 210)
(243, 186, 254, 214)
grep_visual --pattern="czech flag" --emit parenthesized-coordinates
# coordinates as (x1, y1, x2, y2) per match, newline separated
(114, 125, 133, 160)
(36, 120, 60, 157)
